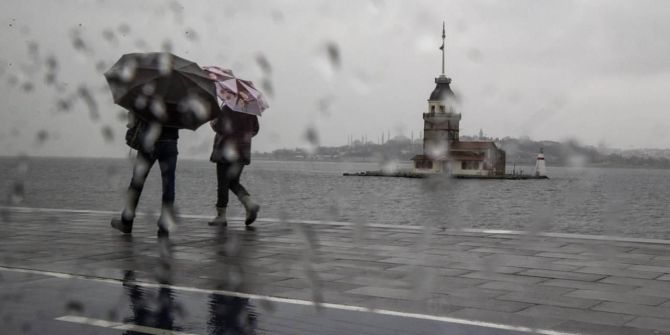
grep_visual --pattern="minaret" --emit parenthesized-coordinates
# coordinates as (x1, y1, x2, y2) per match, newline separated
(422, 21, 461, 164)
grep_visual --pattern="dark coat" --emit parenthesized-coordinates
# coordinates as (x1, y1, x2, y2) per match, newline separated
(209, 106, 259, 165)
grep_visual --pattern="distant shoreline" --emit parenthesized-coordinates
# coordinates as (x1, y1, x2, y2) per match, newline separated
(0, 155, 668, 170)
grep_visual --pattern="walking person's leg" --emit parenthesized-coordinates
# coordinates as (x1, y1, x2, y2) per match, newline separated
(157, 146, 178, 235)
(111, 150, 156, 233)
(209, 162, 232, 226)
(228, 163, 260, 226)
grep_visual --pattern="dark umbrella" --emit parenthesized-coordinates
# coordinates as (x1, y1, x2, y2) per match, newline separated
(104, 52, 219, 130)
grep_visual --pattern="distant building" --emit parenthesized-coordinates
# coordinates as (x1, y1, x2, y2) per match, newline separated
(412, 23, 506, 176)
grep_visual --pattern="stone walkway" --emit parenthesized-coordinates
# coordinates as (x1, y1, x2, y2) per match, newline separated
(1, 206, 670, 334)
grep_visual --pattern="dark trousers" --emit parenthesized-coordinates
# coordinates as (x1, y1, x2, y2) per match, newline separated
(124, 141, 178, 220)
(216, 161, 249, 208)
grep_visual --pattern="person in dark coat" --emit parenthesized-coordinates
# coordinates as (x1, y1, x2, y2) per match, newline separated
(208, 105, 260, 227)
(111, 108, 180, 236)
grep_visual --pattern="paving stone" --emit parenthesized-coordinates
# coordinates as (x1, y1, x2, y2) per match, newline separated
(553, 259, 632, 269)
(479, 280, 574, 296)
(631, 287, 670, 298)
(576, 266, 664, 279)
(565, 290, 669, 306)
(539, 278, 637, 292)
(480, 254, 579, 272)
(497, 291, 600, 308)
(627, 264, 670, 274)
(593, 301, 670, 319)
(467, 247, 540, 256)
(345, 286, 415, 300)
(535, 252, 600, 260)
(461, 271, 546, 285)
(517, 305, 635, 326)
(626, 317, 670, 332)
(599, 276, 670, 291)
(429, 295, 533, 313)
(384, 264, 470, 277)
(441, 261, 524, 274)
(518, 269, 606, 281)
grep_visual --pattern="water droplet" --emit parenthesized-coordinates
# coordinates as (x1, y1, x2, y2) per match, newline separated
(101, 126, 114, 142)
(179, 95, 210, 121)
(118, 23, 130, 35)
(102, 29, 116, 43)
(325, 42, 341, 69)
(158, 53, 173, 75)
(71, 33, 87, 52)
(184, 28, 198, 41)
(161, 40, 173, 53)
(36, 130, 48, 143)
(9, 181, 25, 205)
(150, 99, 167, 121)
(304, 126, 320, 154)
(142, 122, 162, 151)
(223, 142, 240, 162)
(21, 82, 34, 92)
(257, 78, 273, 98)
(95, 60, 107, 73)
(27, 41, 38, 57)
(256, 54, 272, 75)
(119, 58, 137, 82)
(142, 83, 156, 96)
(134, 95, 148, 110)
(425, 141, 448, 160)
(78, 86, 100, 121)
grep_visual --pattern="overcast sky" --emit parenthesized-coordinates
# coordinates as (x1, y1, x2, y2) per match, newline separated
(1, 0, 670, 158)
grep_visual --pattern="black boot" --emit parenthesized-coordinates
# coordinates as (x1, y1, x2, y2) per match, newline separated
(241, 196, 260, 226)
(110, 216, 133, 234)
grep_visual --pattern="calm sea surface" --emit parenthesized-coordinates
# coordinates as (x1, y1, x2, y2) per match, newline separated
(1, 157, 669, 239)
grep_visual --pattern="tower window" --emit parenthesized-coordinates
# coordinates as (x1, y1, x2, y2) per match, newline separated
(440, 105, 445, 113)
(431, 106, 435, 113)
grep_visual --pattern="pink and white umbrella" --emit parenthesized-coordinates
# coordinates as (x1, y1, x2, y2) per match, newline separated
(203, 66, 269, 116)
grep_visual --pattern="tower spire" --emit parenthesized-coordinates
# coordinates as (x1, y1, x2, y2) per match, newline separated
(440, 21, 446, 75)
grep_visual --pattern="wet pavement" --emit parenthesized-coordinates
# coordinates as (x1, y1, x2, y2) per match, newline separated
(2, 206, 670, 334)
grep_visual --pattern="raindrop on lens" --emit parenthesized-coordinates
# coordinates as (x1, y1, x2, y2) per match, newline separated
(101, 126, 114, 142)
(119, 59, 137, 82)
(223, 143, 239, 162)
(142, 123, 162, 152)
(326, 42, 341, 69)
(134, 95, 148, 110)
(179, 96, 209, 121)
(150, 99, 167, 120)
(142, 83, 156, 96)
(9, 181, 25, 205)
(256, 54, 272, 75)
(158, 53, 173, 75)
(36, 130, 48, 143)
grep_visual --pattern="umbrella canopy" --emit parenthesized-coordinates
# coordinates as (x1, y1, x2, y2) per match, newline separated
(105, 52, 219, 130)
(203, 66, 269, 116)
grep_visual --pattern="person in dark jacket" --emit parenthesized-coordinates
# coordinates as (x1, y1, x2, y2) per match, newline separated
(111, 110, 180, 236)
(208, 105, 260, 227)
